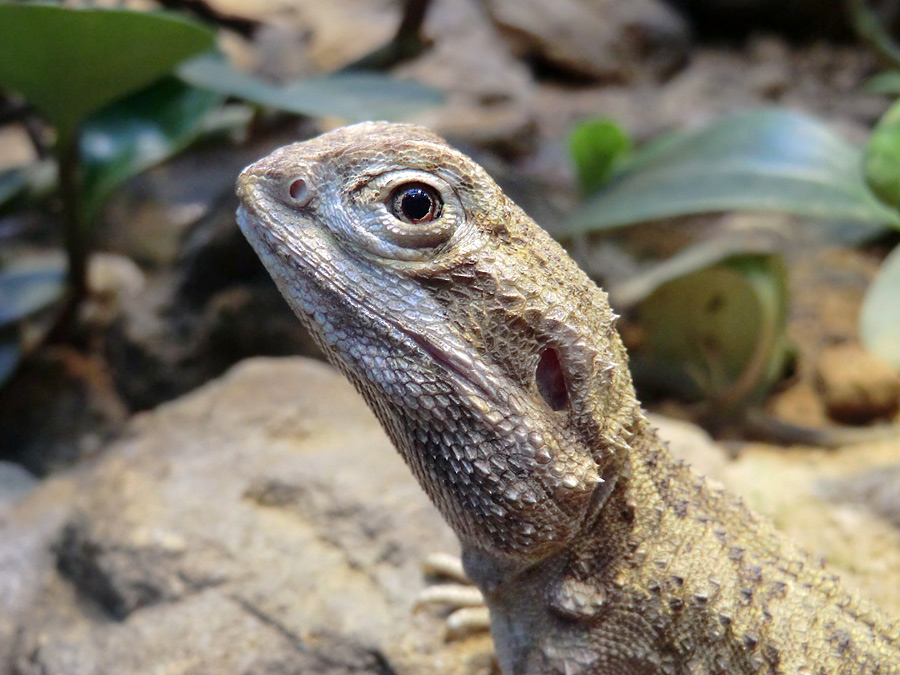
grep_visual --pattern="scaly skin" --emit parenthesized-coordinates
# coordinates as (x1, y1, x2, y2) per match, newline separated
(235, 122, 900, 674)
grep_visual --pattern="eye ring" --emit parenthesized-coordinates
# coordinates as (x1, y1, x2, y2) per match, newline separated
(388, 182, 443, 224)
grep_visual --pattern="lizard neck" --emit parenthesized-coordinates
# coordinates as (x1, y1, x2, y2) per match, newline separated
(471, 412, 900, 674)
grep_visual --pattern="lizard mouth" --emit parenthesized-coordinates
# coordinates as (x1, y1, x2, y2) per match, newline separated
(376, 312, 503, 408)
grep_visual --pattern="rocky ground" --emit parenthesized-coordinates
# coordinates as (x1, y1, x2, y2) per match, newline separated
(1, 0, 900, 673)
(2, 358, 898, 674)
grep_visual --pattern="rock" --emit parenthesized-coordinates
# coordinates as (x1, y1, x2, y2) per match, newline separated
(3, 358, 490, 674)
(0, 474, 77, 670)
(815, 343, 900, 425)
(264, 0, 395, 72)
(98, 128, 280, 269)
(0, 460, 37, 513)
(820, 464, 900, 532)
(3, 357, 899, 674)
(648, 413, 730, 480)
(223, 0, 536, 149)
(484, 0, 691, 82)
(399, 0, 536, 150)
(104, 186, 320, 412)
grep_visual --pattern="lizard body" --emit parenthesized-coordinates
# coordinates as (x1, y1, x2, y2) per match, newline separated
(236, 122, 900, 674)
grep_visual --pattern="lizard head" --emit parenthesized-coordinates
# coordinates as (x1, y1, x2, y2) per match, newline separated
(236, 122, 641, 567)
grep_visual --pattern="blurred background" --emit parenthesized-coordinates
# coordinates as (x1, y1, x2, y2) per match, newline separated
(1, 1, 899, 673)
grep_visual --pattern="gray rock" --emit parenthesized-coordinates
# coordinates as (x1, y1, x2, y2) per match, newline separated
(820, 464, 900, 531)
(0, 461, 37, 512)
(399, 0, 537, 150)
(2, 358, 488, 675)
(4, 357, 898, 674)
(484, 0, 691, 81)
(105, 184, 321, 412)
(0, 475, 76, 670)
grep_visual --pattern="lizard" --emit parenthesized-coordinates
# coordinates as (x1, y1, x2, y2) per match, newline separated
(235, 121, 900, 674)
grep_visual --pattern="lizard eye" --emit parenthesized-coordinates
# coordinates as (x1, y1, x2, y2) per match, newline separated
(356, 171, 459, 258)
(388, 182, 443, 224)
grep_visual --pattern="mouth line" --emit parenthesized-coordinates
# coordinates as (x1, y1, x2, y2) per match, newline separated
(374, 312, 501, 407)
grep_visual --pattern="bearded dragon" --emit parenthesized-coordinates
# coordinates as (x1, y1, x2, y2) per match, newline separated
(235, 121, 900, 674)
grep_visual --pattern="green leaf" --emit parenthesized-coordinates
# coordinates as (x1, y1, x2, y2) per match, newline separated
(632, 252, 791, 408)
(565, 109, 900, 235)
(0, 4, 215, 139)
(864, 99, 900, 211)
(860, 245, 900, 368)
(569, 118, 632, 196)
(0, 256, 66, 326)
(80, 78, 225, 219)
(178, 53, 443, 122)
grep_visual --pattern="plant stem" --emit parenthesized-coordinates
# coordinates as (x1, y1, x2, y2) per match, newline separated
(342, 0, 434, 71)
(57, 130, 89, 306)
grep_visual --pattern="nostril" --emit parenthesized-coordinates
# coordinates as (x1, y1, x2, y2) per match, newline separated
(287, 177, 310, 206)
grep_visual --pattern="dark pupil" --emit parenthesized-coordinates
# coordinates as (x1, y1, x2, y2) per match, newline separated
(401, 188, 434, 222)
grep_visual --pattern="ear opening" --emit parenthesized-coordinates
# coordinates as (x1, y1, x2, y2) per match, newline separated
(536, 347, 569, 412)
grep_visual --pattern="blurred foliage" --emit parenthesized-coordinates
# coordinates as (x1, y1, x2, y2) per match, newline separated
(79, 78, 227, 221)
(864, 98, 900, 210)
(0, 4, 217, 385)
(860, 245, 900, 368)
(178, 53, 441, 123)
(0, 254, 66, 386)
(569, 107, 900, 407)
(567, 109, 900, 233)
(863, 70, 900, 95)
(568, 119, 631, 197)
(0, 4, 216, 141)
(633, 253, 790, 410)
(0, 3, 441, 387)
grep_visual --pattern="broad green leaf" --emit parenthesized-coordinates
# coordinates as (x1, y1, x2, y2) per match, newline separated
(565, 109, 900, 235)
(178, 53, 443, 122)
(631, 253, 790, 408)
(864, 99, 900, 210)
(80, 78, 225, 219)
(0, 4, 215, 139)
(569, 119, 631, 196)
(0, 256, 66, 326)
(860, 245, 900, 368)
